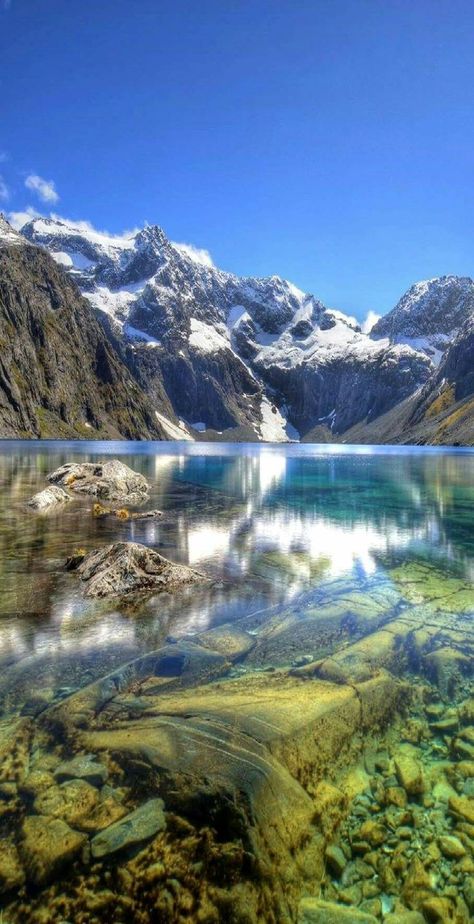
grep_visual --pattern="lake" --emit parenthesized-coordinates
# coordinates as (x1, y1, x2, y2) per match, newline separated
(0, 441, 472, 923)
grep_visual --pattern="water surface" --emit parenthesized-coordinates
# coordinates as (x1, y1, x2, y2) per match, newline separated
(1, 439, 474, 709)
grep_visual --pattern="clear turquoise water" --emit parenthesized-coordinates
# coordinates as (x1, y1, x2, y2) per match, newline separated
(1, 439, 474, 711)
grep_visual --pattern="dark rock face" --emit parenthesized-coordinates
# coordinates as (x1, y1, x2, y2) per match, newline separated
(345, 314, 474, 446)
(67, 541, 205, 598)
(0, 238, 168, 439)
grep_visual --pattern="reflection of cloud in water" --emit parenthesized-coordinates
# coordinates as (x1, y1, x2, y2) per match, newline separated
(2, 442, 474, 690)
(249, 514, 416, 577)
(187, 523, 231, 565)
(255, 451, 287, 496)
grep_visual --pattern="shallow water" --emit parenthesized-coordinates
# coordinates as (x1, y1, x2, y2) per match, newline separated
(0, 441, 473, 922)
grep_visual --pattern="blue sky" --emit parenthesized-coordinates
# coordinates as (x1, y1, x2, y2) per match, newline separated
(1, 0, 474, 321)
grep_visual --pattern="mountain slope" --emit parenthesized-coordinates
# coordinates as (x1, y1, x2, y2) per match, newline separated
(22, 216, 434, 440)
(0, 220, 172, 440)
(342, 315, 474, 446)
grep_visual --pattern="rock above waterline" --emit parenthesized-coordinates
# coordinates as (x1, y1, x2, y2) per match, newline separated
(90, 798, 166, 858)
(26, 485, 71, 510)
(66, 541, 205, 598)
(298, 898, 378, 923)
(48, 459, 149, 501)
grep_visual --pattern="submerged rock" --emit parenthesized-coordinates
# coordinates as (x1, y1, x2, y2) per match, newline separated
(20, 814, 86, 884)
(66, 541, 205, 598)
(26, 485, 71, 511)
(394, 753, 425, 796)
(54, 754, 108, 786)
(34, 778, 100, 830)
(0, 838, 25, 893)
(298, 897, 378, 922)
(48, 459, 149, 502)
(90, 798, 166, 858)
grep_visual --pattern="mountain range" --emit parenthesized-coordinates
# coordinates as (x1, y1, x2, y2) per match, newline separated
(1, 211, 474, 445)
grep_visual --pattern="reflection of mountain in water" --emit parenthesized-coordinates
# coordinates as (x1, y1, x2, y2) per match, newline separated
(1, 443, 474, 709)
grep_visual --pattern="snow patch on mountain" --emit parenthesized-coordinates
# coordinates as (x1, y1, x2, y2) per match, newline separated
(188, 318, 229, 354)
(259, 397, 290, 442)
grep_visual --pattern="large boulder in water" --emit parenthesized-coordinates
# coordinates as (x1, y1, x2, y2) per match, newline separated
(47, 459, 149, 502)
(66, 541, 205, 598)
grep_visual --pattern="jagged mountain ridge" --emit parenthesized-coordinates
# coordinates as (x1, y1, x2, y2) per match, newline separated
(371, 275, 474, 366)
(0, 217, 174, 440)
(21, 215, 435, 440)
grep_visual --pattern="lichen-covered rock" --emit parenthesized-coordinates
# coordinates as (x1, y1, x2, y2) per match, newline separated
(26, 485, 71, 510)
(20, 814, 86, 884)
(48, 459, 149, 502)
(66, 541, 205, 598)
(90, 798, 166, 858)
(33, 779, 100, 830)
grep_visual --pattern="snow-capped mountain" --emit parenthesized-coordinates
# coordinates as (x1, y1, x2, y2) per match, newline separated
(20, 215, 434, 440)
(370, 275, 474, 365)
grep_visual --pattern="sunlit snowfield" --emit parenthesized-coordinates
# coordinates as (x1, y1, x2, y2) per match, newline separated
(0, 441, 473, 922)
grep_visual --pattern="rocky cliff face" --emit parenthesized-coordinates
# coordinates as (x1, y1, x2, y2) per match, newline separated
(0, 222, 170, 439)
(21, 216, 434, 440)
(341, 315, 474, 447)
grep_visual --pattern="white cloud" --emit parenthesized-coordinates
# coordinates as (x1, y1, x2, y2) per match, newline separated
(0, 175, 9, 201)
(361, 310, 381, 334)
(173, 241, 215, 268)
(7, 206, 40, 229)
(25, 173, 59, 204)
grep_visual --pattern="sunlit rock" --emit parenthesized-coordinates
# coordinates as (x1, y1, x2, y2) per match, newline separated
(48, 459, 149, 502)
(66, 541, 205, 598)
(26, 485, 71, 510)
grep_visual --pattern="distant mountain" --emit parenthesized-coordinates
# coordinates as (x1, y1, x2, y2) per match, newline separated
(0, 216, 172, 439)
(21, 215, 434, 441)
(370, 275, 474, 365)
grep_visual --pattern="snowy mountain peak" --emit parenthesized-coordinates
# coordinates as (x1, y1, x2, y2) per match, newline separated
(371, 274, 474, 365)
(0, 213, 25, 246)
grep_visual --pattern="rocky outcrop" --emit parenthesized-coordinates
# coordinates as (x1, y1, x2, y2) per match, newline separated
(48, 459, 149, 501)
(66, 541, 205, 598)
